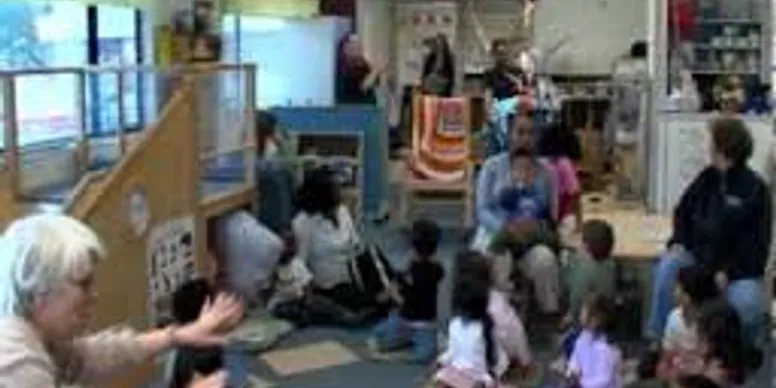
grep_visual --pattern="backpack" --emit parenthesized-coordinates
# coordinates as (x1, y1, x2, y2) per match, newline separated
(348, 244, 395, 301)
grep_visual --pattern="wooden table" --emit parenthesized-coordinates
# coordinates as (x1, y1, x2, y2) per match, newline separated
(584, 209, 672, 261)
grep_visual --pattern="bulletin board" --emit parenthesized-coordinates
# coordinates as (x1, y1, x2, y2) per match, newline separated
(394, 2, 459, 88)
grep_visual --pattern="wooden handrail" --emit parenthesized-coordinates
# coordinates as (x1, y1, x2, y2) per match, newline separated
(64, 169, 109, 212)
(71, 83, 195, 220)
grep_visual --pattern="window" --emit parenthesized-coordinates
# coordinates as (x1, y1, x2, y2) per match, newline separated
(0, 1, 87, 147)
(93, 4, 143, 135)
(0, 1, 147, 148)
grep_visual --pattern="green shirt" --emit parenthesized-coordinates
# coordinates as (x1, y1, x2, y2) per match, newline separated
(564, 250, 617, 319)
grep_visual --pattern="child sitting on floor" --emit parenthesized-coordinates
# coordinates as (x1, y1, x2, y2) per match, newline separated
(559, 219, 617, 361)
(268, 233, 364, 327)
(167, 279, 224, 388)
(435, 251, 511, 388)
(692, 301, 762, 387)
(564, 219, 617, 326)
(656, 266, 719, 381)
(565, 293, 622, 388)
(370, 219, 444, 364)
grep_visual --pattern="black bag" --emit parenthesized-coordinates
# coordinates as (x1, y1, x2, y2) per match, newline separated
(348, 244, 395, 301)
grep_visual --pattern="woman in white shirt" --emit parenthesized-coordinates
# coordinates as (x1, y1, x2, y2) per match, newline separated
(292, 166, 366, 312)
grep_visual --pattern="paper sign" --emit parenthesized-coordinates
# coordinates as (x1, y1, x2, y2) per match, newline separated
(146, 216, 196, 324)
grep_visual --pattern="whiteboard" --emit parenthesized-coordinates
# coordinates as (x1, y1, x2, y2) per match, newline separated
(534, 0, 648, 74)
(651, 113, 774, 214)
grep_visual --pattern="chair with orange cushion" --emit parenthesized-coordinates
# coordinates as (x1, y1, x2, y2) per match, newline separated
(399, 94, 473, 226)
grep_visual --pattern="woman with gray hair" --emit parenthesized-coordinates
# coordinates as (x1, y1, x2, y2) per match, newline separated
(0, 214, 243, 387)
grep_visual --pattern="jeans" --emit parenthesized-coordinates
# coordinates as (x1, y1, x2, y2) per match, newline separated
(372, 310, 437, 363)
(646, 248, 766, 347)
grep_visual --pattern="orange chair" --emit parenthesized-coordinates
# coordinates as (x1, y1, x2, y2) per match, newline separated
(399, 94, 473, 226)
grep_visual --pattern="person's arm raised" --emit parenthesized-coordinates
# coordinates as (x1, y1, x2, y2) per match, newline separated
(67, 294, 243, 385)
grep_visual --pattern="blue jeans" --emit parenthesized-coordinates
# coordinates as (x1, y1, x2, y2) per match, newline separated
(646, 248, 766, 346)
(372, 310, 437, 363)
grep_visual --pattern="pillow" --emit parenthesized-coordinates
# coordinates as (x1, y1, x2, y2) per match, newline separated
(215, 211, 284, 304)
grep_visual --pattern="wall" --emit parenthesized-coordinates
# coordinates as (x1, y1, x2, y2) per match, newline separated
(535, 0, 648, 74)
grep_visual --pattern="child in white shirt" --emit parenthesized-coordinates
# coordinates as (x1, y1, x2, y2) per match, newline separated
(658, 265, 719, 380)
(435, 252, 510, 388)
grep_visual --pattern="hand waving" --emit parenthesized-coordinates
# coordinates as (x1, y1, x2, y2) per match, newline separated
(175, 293, 244, 347)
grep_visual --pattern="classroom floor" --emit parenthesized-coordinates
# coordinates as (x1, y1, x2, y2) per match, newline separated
(237, 222, 774, 388)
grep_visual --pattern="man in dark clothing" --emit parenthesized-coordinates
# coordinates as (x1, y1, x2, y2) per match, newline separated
(647, 117, 771, 348)
(483, 38, 526, 102)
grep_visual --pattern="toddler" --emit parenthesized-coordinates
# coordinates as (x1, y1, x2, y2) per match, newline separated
(565, 293, 622, 388)
(371, 219, 444, 363)
(435, 251, 510, 388)
(167, 279, 224, 388)
(693, 301, 762, 387)
(657, 266, 719, 380)
(498, 148, 550, 223)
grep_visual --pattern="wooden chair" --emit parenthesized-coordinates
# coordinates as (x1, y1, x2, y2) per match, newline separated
(399, 94, 473, 227)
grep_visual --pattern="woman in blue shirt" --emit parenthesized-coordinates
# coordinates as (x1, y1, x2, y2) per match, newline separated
(473, 115, 560, 314)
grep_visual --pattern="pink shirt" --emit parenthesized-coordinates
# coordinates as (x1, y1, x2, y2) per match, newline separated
(545, 157, 579, 196)
(544, 157, 579, 220)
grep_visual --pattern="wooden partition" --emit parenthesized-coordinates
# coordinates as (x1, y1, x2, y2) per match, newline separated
(69, 84, 199, 386)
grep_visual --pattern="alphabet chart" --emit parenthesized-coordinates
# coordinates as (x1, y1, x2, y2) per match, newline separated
(146, 216, 196, 324)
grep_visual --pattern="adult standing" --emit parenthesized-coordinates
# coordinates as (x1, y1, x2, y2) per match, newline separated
(473, 115, 561, 314)
(0, 214, 243, 387)
(482, 39, 525, 105)
(646, 117, 771, 346)
(335, 33, 385, 105)
(420, 33, 456, 97)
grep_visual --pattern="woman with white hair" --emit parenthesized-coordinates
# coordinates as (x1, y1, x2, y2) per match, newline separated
(0, 214, 243, 387)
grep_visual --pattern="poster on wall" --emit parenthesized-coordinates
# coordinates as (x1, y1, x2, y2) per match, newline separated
(395, 2, 458, 87)
(155, 0, 222, 65)
(146, 216, 196, 324)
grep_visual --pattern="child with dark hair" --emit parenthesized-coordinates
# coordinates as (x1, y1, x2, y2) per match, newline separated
(537, 123, 581, 224)
(370, 219, 444, 363)
(434, 251, 509, 387)
(565, 293, 622, 388)
(694, 301, 762, 387)
(666, 266, 720, 349)
(167, 279, 224, 388)
(564, 219, 617, 325)
(499, 148, 551, 223)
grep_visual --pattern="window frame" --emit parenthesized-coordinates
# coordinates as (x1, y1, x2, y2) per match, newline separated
(0, 2, 148, 151)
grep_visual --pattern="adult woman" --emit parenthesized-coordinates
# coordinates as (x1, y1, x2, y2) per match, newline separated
(0, 214, 243, 387)
(335, 33, 385, 105)
(292, 167, 369, 313)
(254, 109, 296, 235)
(646, 117, 770, 347)
(420, 33, 455, 97)
(473, 115, 561, 314)
(482, 39, 525, 104)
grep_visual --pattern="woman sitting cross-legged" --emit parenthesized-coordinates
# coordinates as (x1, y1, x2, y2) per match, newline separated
(472, 115, 561, 315)
(292, 166, 387, 322)
(646, 116, 771, 348)
(0, 214, 244, 388)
